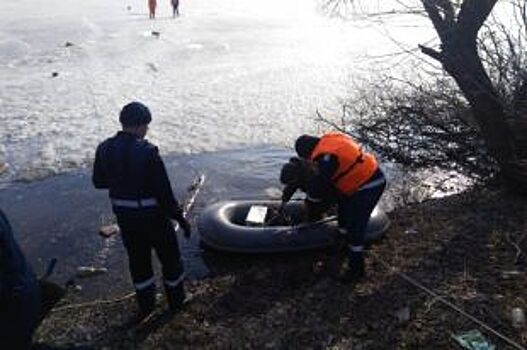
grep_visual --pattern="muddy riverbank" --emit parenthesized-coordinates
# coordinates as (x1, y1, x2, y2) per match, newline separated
(33, 186, 527, 349)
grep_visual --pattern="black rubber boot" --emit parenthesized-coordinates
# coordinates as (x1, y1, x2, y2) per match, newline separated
(165, 283, 186, 312)
(337, 251, 365, 284)
(136, 285, 156, 317)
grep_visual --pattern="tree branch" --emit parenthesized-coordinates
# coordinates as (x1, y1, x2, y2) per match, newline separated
(419, 44, 443, 62)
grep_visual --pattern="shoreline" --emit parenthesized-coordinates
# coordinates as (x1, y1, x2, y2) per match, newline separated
(35, 186, 527, 349)
(0, 147, 290, 299)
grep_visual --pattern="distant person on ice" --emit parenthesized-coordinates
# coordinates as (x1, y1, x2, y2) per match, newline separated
(92, 102, 191, 319)
(281, 131, 386, 283)
(171, 0, 179, 17)
(148, 0, 157, 19)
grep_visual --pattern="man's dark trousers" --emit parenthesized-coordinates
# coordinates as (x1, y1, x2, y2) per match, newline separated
(117, 212, 185, 314)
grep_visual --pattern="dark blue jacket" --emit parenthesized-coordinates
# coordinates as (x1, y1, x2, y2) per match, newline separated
(0, 209, 40, 350)
(0, 210, 37, 300)
(92, 131, 184, 221)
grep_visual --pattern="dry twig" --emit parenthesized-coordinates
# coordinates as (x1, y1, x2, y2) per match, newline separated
(506, 232, 526, 264)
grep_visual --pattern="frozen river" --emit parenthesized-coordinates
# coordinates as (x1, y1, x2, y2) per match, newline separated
(0, 0, 433, 184)
(0, 0, 439, 295)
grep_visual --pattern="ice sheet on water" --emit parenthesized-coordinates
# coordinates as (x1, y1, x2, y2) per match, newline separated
(0, 0, 435, 184)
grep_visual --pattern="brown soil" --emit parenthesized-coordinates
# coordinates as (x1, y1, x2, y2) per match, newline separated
(35, 187, 527, 349)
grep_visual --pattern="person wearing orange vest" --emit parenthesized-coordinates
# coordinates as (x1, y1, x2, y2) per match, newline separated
(290, 131, 386, 283)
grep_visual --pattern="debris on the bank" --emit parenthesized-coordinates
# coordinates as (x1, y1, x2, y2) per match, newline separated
(76, 266, 108, 279)
(404, 227, 418, 235)
(394, 306, 411, 324)
(452, 330, 495, 350)
(500, 270, 523, 280)
(99, 224, 120, 238)
(511, 307, 525, 329)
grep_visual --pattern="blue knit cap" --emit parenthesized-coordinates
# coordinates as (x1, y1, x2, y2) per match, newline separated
(119, 102, 152, 127)
(294, 134, 320, 158)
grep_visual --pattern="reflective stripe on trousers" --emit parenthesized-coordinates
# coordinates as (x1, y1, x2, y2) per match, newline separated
(134, 276, 156, 291)
(348, 244, 364, 252)
(164, 273, 185, 288)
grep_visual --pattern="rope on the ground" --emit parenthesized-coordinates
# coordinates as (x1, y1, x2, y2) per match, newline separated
(372, 253, 526, 350)
(50, 292, 136, 313)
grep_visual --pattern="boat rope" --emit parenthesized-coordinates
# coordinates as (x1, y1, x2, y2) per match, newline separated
(372, 252, 526, 350)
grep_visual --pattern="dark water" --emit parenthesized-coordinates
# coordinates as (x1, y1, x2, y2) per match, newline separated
(0, 146, 291, 299)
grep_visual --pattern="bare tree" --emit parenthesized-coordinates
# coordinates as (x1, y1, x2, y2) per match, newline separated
(323, 0, 527, 193)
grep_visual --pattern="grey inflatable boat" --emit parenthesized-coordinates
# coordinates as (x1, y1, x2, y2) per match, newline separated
(198, 200, 390, 253)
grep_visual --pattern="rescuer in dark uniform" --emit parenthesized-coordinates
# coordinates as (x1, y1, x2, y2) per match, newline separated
(92, 101, 191, 317)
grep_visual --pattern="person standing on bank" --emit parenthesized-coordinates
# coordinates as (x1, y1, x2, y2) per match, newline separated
(92, 102, 191, 317)
(289, 131, 386, 283)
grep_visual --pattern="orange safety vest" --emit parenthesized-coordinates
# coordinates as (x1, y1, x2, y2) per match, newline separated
(310, 132, 378, 195)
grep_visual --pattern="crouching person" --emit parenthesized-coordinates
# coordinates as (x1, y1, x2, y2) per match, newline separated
(92, 102, 191, 318)
(279, 156, 333, 222)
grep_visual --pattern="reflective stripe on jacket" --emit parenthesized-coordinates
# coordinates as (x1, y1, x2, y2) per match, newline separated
(310, 132, 378, 195)
(92, 131, 184, 221)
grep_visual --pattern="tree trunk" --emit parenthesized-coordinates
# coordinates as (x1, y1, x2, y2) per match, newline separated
(441, 42, 527, 193)
(512, 82, 527, 158)
(440, 38, 514, 165)
(419, 0, 527, 193)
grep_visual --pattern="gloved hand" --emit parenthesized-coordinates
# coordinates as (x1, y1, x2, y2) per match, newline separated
(178, 218, 191, 238)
